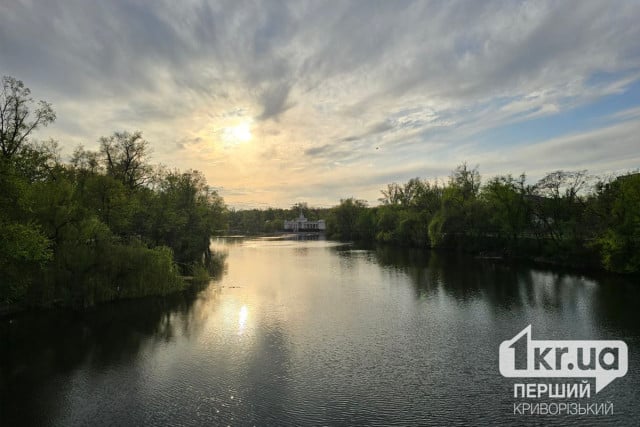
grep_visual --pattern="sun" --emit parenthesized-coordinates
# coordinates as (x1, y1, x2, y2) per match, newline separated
(222, 122, 252, 144)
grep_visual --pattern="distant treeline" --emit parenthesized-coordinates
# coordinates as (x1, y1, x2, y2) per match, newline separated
(0, 76, 227, 308)
(325, 164, 640, 274)
(227, 203, 329, 234)
(227, 168, 638, 275)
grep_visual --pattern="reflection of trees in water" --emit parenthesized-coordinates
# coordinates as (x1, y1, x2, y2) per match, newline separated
(369, 245, 638, 317)
(589, 274, 640, 333)
(294, 247, 309, 256)
(333, 245, 379, 271)
(289, 233, 322, 241)
(0, 283, 221, 425)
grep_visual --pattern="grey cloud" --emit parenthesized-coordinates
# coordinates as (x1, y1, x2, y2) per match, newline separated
(339, 120, 393, 143)
(303, 137, 376, 164)
(4, 1, 639, 114)
(1, 1, 293, 97)
(258, 82, 295, 121)
(368, 121, 394, 134)
(175, 136, 203, 150)
(304, 144, 332, 157)
(341, 136, 360, 143)
(2, 0, 640, 207)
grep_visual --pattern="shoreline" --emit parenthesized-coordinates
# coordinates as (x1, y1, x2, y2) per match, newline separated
(0, 275, 213, 320)
(3, 237, 636, 319)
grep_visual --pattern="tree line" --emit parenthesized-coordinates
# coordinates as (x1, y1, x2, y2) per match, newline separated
(219, 159, 639, 275)
(220, 161, 639, 274)
(325, 164, 640, 274)
(227, 202, 329, 234)
(0, 76, 227, 308)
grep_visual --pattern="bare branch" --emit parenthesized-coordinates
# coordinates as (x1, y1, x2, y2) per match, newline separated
(0, 76, 55, 159)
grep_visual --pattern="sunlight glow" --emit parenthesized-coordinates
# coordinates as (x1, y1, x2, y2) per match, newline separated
(222, 122, 252, 145)
(238, 305, 249, 335)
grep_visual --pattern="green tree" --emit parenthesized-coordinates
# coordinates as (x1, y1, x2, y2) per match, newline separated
(411, 179, 443, 213)
(429, 163, 482, 247)
(376, 205, 400, 243)
(379, 182, 404, 205)
(482, 174, 530, 247)
(0, 160, 52, 303)
(150, 169, 226, 272)
(0, 77, 229, 308)
(592, 173, 640, 272)
(531, 170, 589, 249)
(328, 198, 368, 240)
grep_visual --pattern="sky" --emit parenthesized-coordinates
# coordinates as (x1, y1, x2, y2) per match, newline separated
(1, 0, 640, 209)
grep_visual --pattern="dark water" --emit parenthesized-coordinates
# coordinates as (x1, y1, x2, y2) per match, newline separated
(1, 237, 639, 426)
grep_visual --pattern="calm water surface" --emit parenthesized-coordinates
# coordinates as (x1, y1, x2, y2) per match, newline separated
(1, 237, 639, 426)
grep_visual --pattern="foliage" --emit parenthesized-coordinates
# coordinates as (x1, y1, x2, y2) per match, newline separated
(482, 174, 530, 247)
(0, 76, 227, 307)
(327, 198, 369, 240)
(99, 131, 153, 189)
(227, 205, 330, 235)
(326, 163, 640, 274)
(590, 173, 640, 273)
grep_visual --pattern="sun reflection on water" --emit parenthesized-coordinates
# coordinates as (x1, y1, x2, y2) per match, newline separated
(238, 305, 249, 335)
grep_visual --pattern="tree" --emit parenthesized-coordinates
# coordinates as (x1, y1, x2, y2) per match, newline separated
(11, 139, 62, 183)
(100, 131, 152, 189)
(531, 170, 589, 247)
(0, 76, 56, 159)
(291, 202, 312, 219)
(450, 162, 481, 201)
(0, 160, 53, 304)
(71, 145, 101, 174)
(428, 163, 483, 246)
(482, 174, 530, 245)
(0, 78, 57, 302)
(534, 170, 588, 201)
(411, 179, 442, 213)
(379, 182, 404, 205)
(149, 169, 226, 271)
(379, 179, 425, 206)
(376, 205, 400, 242)
(328, 198, 368, 240)
(592, 173, 640, 272)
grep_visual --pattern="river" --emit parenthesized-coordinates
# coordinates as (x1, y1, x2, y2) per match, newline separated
(1, 237, 639, 426)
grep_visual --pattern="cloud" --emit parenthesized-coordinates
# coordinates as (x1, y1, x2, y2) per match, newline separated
(257, 82, 295, 121)
(1, 0, 640, 208)
(510, 119, 640, 175)
(304, 144, 332, 157)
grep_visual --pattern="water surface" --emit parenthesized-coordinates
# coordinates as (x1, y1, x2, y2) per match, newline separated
(2, 237, 639, 426)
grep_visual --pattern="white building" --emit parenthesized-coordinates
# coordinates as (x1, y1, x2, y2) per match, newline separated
(284, 213, 326, 232)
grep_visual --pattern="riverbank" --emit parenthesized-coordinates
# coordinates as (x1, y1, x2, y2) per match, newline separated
(347, 238, 638, 279)
(0, 275, 214, 320)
